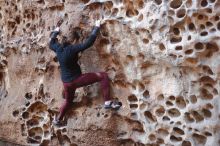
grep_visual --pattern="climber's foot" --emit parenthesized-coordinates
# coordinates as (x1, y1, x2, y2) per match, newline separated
(104, 101, 122, 110)
(52, 117, 64, 127)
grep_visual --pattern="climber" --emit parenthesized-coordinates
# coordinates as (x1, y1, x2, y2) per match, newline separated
(49, 19, 122, 126)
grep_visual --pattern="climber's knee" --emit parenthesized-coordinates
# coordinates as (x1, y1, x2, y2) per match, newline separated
(96, 72, 108, 79)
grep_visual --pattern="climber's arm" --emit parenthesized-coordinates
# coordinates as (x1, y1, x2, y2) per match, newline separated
(66, 26, 100, 54)
(49, 27, 61, 52)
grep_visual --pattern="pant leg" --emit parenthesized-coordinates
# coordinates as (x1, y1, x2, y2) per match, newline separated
(57, 72, 111, 121)
(70, 72, 111, 101)
(57, 82, 75, 121)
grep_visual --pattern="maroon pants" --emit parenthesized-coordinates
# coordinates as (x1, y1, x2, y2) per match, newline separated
(58, 72, 111, 120)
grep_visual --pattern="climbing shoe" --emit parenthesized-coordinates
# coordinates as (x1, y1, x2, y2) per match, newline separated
(52, 118, 62, 126)
(104, 101, 122, 110)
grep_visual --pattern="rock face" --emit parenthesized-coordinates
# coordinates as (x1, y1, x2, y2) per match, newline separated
(0, 0, 220, 145)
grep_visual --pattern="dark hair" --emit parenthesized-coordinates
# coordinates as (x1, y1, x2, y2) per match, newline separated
(61, 36, 71, 47)
(61, 27, 82, 47)
(72, 30, 80, 42)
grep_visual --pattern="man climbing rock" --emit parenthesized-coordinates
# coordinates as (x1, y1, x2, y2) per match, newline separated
(49, 19, 122, 126)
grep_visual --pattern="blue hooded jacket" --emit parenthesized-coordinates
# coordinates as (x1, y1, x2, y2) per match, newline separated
(49, 26, 100, 82)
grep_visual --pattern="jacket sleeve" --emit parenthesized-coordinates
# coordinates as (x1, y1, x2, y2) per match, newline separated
(66, 26, 100, 54)
(49, 31, 60, 52)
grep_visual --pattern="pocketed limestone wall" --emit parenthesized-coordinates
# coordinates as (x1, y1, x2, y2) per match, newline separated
(0, 0, 220, 146)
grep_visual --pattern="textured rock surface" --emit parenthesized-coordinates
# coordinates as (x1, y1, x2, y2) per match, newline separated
(0, 0, 220, 145)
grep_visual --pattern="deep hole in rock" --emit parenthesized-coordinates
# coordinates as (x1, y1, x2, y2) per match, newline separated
(206, 8, 212, 13)
(155, 0, 162, 5)
(205, 42, 219, 57)
(148, 134, 156, 141)
(12, 110, 19, 117)
(173, 27, 180, 35)
(200, 88, 213, 100)
(192, 133, 207, 145)
(41, 140, 50, 145)
(25, 101, 30, 107)
(159, 43, 166, 51)
(168, 108, 181, 117)
(62, 128, 67, 133)
(206, 21, 213, 27)
(25, 92, 32, 100)
(200, 31, 208, 36)
(210, 28, 216, 33)
(169, 96, 175, 100)
(34, 136, 41, 140)
(206, 103, 214, 109)
(184, 112, 195, 123)
(188, 35, 192, 40)
(182, 140, 192, 146)
(22, 111, 29, 119)
(157, 138, 164, 144)
(199, 25, 205, 30)
(157, 94, 164, 100)
(170, 37, 182, 43)
(177, 9, 186, 18)
(190, 95, 197, 104)
(37, 0, 45, 4)
(81, 0, 90, 3)
(215, 16, 219, 21)
(140, 103, 147, 110)
(28, 127, 43, 142)
(43, 124, 49, 130)
(176, 96, 186, 108)
(157, 128, 169, 136)
(169, 53, 177, 59)
(143, 38, 149, 44)
(202, 108, 212, 118)
(166, 101, 173, 106)
(126, 9, 139, 17)
(217, 22, 220, 30)
(128, 94, 138, 102)
(143, 90, 150, 98)
(185, 49, 193, 55)
(129, 104, 138, 109)
(209, 0, 215, 3)
(198, 14, 204, 20)
(199, 76, 215, 84)
(27, 137, 39, 144)
(168, 10, 175, 16)
(194, 42, 204, 51)
(162, 116, 170, 121)
(188, 23, 195, 31)
(112, 8, 119, 17)
(201, 0, 208, 7)
(204, 131, 212, 136)
(173, 127, 185, 135)
(155, 107, 165, 117)
(191, 110, 204, 122)
(144, 111, 157, 122)
(175, 46, 183, 50)
(170, 0, 182, 9)
(104, 1, 113, 10)
(27, 118, 40, 127)
(170, 135, 182, 142)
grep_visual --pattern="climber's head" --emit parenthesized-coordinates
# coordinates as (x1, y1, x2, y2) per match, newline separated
(61, 27, 81, 47)
(61, 36, 71, 47)
(61, 31, 80, 46)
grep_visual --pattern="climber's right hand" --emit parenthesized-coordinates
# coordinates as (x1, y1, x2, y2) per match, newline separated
(54, 27, 60, 32)
(50, 27, 60, 39)
(95, 19, 104, 27)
